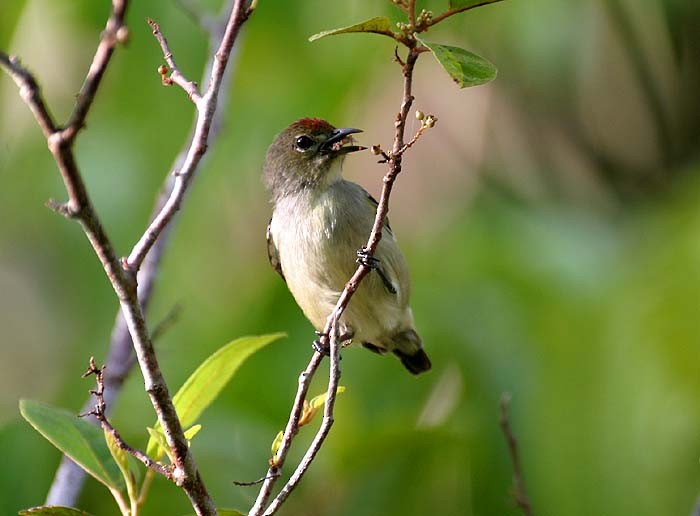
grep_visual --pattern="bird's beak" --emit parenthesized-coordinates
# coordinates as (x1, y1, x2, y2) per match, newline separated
(320, 127, 366, 154)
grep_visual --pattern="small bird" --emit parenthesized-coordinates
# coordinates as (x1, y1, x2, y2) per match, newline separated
(263, 118, 431, 374)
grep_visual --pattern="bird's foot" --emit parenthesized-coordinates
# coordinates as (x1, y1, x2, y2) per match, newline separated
(356, 248, 397, 294)
(312, 330, 330, 355)
(312, 330, 351, 357)
(356, 247, 380, 269)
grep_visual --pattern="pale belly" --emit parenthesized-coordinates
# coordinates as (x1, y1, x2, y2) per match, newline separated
(269, 185, 412, 347)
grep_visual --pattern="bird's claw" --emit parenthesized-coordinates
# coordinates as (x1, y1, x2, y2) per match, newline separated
(312, 338, 330, 355)
(356, 248, 380, 269)
(356, 248, 397, 294)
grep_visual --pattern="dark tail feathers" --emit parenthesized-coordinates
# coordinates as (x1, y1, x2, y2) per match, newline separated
(393, 347, 432, 375)
(391, 328, 431, 375)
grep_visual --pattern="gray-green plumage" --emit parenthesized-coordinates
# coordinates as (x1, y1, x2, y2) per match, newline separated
(263, 118, 431, 374)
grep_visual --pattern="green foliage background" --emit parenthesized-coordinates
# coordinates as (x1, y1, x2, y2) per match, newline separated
(1, 0, 700, 514)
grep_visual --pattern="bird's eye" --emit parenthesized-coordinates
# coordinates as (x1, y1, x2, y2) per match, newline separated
(294, 135, 314, 151)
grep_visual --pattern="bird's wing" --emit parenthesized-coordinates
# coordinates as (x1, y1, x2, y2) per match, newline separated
(363, 193, 401, 295)
(365, 193, 392, 233)
(266, 217, 285, 282)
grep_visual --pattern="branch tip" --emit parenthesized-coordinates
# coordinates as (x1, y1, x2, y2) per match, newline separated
(45, 199, 79, 219)
(499, 393, 534, 516)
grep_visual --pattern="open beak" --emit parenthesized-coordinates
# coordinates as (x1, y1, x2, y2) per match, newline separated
(319, 127, 366, 155)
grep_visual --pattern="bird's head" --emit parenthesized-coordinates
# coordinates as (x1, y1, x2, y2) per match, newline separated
(263, 118, 365, 201)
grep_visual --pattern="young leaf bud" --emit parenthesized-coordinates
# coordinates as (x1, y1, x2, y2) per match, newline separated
(116, 26, 130, 44)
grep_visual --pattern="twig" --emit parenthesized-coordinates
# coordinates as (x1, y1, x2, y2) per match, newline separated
(233, 472, 280, 487)
(82, 358, 175, 480)
(2, 42, 215, 510)
(262, 325, 342, 515)
(147, 18, 202, 102)
(248, 353, 324, 514)
(0, 54, 56, 135)
(151, 303, 184, 342)
(126, 0, 254, 273)
(64, 0, 130, 140)
(45, 0, 244, 505)
(249, 34, 424, 516)
(2, 0, 254, 513)
(424, 0, 505, 29)
(499, 393, 534, 516)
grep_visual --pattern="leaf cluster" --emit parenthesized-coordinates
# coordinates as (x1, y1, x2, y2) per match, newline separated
(309, 0, 501, 88)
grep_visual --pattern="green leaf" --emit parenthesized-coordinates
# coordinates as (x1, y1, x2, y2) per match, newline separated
(147, 333, 285, 458)
(19, 400, 124, 490)
(417, 37, 497, 88)
(309, 385, 346, 411)
(299, 385, 346, 426)
(309, 16, 394, 42)
(270, 430, 283, 458)
(146, 426, 172, 461)
(184, 424, 202, 442)
(18, 507, 92, 516)
(19, 507, 94, 516)
(103, 429, 131, 484)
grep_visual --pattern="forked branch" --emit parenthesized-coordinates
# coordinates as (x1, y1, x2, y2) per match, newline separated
(1, 0, 255, 514)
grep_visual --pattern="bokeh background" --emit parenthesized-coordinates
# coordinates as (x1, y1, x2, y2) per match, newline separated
(2, 0, 700, 514)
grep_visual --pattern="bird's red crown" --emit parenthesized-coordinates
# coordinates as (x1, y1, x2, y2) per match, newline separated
(290, 117, 335, 134)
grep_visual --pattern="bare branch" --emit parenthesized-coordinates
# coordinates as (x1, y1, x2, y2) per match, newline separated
(262, 326, 342, 515)
(45, 0, 247, 507)
(2, 0, 256, 513)
(395, 113, 437, 157)
(147, 18, 202, 102)
(82, 358, 175, 480)
(126, 0, 254, 273)
(0, 53, 57, 136)
(499, 393, 534, 516)
(424, 0, 504, 29)
(408, 0, 418, 29)
(64, 0, 129, 140)
(248, 353, 324, 514)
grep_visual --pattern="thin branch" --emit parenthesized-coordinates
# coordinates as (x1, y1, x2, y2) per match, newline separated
(2, 1, 255, 514)
(408, 0, 418, 29)
(248, 353, 324, 514)
(249, 43, 423, 516)
(147, 18, 202, 102)
(396, 114, 436, 157)
(499, 393, 534, 516)
(233, 472, 280, 487)
(126, 0, 254, 273)
(0, 54, 56, 136)
(64, 0, 129, 140)
(45, 0, 244, 506)
(151, 303, 184, 342)
(262, 326, 342, 515)
(425, 0, 504, 29)
(82, 358, 175, 480)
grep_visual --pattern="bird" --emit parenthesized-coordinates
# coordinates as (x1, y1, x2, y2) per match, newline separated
(263, 118, 431, 375)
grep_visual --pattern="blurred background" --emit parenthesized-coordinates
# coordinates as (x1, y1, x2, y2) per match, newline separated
(1, 0, 699, 514)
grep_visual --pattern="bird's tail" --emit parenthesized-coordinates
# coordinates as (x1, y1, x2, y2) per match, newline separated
(391, 329, 431, 375)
